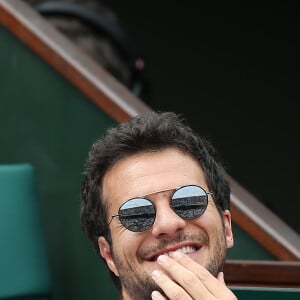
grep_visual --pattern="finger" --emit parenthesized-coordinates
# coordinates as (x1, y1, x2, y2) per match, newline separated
(167, 252, 230, 298)
(156, 255, 209, 299)
(151, 290, 166, 300)
(168, 253, 238, 299)
(170, 251, 219, 291)
(152, 269, 191, 300)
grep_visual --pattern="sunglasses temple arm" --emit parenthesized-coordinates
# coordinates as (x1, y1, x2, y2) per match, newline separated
(109, 214, 119, 224)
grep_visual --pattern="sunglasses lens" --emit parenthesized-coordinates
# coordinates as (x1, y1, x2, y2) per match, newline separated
(171, 185, 208, 219)
(118, 198, 155, 232)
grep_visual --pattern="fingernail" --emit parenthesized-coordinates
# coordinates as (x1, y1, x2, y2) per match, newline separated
(157, 254, 169, 264)
(152, 270, 161, 278)
(151, 290, 161, 299)
(169, 251, 183, 259)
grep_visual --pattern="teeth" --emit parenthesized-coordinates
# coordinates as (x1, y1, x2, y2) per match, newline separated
(151, 246, 197, 261)
(167, 246, 196, 257)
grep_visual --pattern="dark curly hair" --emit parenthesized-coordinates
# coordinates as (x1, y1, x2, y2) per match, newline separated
(80, 111, 231, 291)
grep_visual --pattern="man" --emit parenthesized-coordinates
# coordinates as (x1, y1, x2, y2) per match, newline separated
(80, 111, 237, 300)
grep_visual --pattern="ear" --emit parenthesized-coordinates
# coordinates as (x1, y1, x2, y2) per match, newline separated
(98, 236, 119, 277)
(223, 210, 234, 249)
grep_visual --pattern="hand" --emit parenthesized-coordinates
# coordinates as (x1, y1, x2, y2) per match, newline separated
(151, 252, 237, 300)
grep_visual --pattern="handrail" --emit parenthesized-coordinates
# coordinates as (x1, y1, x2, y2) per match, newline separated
(1, 0, 300, 264)
(228, 175, 300, 260)
(224, 260, 300, 288)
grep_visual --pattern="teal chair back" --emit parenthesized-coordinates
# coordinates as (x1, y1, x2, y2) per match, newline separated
(0, 164, 51, 299)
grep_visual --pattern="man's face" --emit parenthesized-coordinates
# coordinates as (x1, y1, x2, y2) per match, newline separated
(99, 147, 233, 300)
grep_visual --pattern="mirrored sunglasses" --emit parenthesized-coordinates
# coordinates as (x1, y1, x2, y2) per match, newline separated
(109, 185, 212, 232)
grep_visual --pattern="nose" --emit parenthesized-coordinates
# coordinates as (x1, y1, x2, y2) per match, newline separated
(151, 200, 186, 237)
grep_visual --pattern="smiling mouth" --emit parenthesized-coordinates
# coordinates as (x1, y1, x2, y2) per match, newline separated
(150, 245, 199, 262)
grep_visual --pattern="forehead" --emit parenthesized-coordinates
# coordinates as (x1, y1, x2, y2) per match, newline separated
(102, 147, 208, 210)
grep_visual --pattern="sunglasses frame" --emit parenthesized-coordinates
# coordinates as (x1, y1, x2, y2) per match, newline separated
(109, 184, 213, 232)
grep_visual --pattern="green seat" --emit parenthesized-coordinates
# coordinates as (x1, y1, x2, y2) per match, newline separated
(0, 164, 51, 299)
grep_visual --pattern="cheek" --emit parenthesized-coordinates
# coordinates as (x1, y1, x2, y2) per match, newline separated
(195, 208, 225, 234)
(202, 206, 220, 222)
(111, 230, 142, 260)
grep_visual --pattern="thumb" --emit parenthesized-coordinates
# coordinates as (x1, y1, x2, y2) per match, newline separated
(217, 271, 226, 285)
